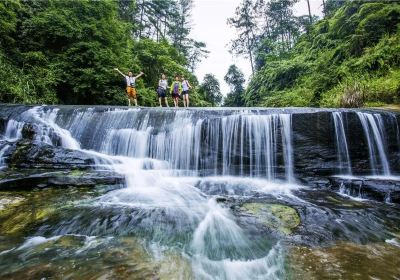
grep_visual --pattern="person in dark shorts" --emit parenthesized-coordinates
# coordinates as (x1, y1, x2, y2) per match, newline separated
(157, 74, 169, 107)
(114, 68, 144, 106)
(170, 75, 182, 107)
(181, 76, 193, 107)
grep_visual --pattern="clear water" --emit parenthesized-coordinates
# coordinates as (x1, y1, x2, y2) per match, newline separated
(0, 106, 399, 279)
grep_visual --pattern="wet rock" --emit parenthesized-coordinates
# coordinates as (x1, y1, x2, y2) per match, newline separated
(6, 141, 95, 169)
(157, 252, 193, 280)
(0, 170, 124, 190)
(0, 196, 24, 210)
(287, 242, 400, 279)
(329, 177, 400, 203)
(240, 202, 300, 235)
(21, 123, 36, 140)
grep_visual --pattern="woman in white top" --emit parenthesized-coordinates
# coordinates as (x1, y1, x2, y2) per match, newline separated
(181, 76, 192, 107)
(157, 74, 169, 107)
(114, 68, 144, 106)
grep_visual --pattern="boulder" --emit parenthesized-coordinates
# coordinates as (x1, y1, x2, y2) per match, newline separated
(6, 141, 94, 169)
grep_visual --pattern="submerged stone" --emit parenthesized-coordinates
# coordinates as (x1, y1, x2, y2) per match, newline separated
(0, 196, 24, 210)
(240, 202, 300, 235)
(157, 252, 193, 280)
(287, 241, 400, 279)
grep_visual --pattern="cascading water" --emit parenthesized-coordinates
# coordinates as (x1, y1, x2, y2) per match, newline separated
(1, 106, 296, 279)
(357, 112, 391, 176)
(332, 112, 352, 175)
(0, 144, 10, 169)
(1, 105, 400, 279)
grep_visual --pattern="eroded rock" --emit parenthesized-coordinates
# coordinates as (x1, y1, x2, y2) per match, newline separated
(240, 202, 300, 235)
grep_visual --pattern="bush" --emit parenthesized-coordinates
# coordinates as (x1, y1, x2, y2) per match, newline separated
(340, 82, 365, 108)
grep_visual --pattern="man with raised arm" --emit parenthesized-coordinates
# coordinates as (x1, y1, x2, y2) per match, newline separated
(114, 68, 144, 106)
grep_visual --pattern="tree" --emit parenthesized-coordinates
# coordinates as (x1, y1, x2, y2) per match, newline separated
(199, 74, 222, 106)
(306, 0, 312, 25)
(187, 40, 209, 72)
(228, 0, 259, 74)
(223, 65, 246, 107)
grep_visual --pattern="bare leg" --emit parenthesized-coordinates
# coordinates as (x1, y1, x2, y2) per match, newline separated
(183, 96, 186, 107)
(128, 98, 131, 106)
(165, 98, 169, 107)
(159, 97, 162, 107)
(134, 98, 138, 107)
(186, 95, 189, 107)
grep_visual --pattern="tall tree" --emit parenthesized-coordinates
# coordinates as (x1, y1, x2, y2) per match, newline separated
(306, 0, 312, 25)
(187, 40, 209, 72)
(228, 0, 259, 74)
(199, 74, 222, 106)
(223, 65, 246, 107)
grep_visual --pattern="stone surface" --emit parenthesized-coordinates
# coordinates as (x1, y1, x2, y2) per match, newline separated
(6, 141, 95, 169)
(0, 169, 124, 190)
(240, 202, 300, 235)
(287, 241, 400, 280)
(329, 176, 400, 203)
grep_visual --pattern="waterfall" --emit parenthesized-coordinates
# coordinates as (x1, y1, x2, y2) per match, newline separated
(4, 119, 24, 141)
(22, 107, 296, 182)
(332, 112, 352, 175)
(0, 144, 10, 169)
(2, 105, 400, 279)
(357, 112, 391, 176)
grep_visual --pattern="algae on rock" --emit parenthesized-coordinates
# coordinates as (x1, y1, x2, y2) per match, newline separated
(240, 202, 300, 235)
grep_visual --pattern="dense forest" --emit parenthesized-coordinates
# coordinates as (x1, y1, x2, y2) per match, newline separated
(0, 0, 218, 106)
(1, 0, 399, 108)
(227, 0, 400, 108)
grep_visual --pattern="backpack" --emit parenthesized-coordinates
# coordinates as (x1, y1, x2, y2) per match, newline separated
(173, 82, 180, 94)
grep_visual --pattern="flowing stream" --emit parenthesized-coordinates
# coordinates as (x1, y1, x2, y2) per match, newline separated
(0, 106, 399, 279)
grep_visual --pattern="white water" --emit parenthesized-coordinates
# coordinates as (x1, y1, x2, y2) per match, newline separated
(0, 145, 10, 169)
(5, 106, 298, 279)
(332, 112, 352, 175)
(357, 112, 391, 175)
(1, 106, 399, 279)
(4, 119, 24, 141)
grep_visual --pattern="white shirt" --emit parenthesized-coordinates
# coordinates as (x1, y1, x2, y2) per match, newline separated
(182, 80, 189, 91)
(125, 76, 136, 87)
(159, 79, 168, 90)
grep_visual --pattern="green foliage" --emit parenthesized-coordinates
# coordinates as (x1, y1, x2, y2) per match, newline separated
(0, 0, 210, 106)
(198, 74, 222, 106)
(246, 1, 400, 108)
(223, 65, 246, 107)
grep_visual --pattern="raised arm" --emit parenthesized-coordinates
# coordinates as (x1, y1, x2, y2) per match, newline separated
(135, 72, 144, 79)
(113, 68, 125, 77)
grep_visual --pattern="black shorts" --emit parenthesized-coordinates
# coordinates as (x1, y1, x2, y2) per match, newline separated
(172, 92, 180, 98)
(182, 90, 189, 95)
(157, 88, 166, 98)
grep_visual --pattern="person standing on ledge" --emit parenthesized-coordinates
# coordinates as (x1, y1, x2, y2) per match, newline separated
(157, 74, 169, 107)
(181, 76, 192, 107)
(170, 75, 182, 107)
(114, 68, 144, 106)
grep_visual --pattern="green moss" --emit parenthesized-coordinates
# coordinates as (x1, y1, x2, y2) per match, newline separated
(241, 202, 300, 235)
(69, 169, 86, 177)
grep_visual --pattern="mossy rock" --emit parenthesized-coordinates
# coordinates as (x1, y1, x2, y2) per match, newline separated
(68, 169, 86, 177)
(0, 196, 24, 211)
(157, 252, 193, 280)
(240, 203, 300, 235)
